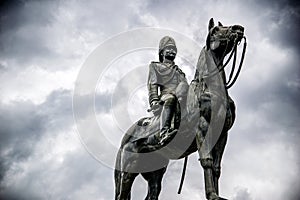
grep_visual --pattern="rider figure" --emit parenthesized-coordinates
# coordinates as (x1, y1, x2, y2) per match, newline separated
(147, 36, 188, 145)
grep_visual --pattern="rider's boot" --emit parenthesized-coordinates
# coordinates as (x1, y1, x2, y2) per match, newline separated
(158, 104, 177, 145)
(147, 105, 177, 146)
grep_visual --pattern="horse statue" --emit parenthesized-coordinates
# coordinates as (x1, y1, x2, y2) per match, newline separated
(114, 18, 246, 200)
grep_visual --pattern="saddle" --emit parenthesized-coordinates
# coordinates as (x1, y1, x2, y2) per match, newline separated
(124, 100, 182, 148)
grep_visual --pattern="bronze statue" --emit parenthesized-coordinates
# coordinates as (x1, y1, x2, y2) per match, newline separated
(114, 18, 246, 200)
(146, 36, 189, 146)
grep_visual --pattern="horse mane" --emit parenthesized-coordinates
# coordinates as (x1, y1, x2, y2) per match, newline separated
(196, 47, 216, 79)
(206, 34, 211, 50)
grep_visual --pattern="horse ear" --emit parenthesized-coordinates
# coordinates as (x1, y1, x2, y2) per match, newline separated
(208, 18, 214, 31)
(218, 21, 223, 26)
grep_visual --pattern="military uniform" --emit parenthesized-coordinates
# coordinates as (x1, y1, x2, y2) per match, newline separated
(148, 61, 188, 106)
(147, 36, 189, 144)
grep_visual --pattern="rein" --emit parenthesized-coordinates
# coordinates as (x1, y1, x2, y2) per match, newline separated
(226, 36, 247, 89)
(202, 38, 236, 79)
(202, 35, 247, 89)
(177, 156, 188, 194)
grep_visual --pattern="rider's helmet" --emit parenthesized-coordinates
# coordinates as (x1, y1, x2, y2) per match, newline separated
(158, 36, 177, 62)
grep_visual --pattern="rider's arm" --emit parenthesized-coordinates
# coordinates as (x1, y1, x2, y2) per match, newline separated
(148, 84, 159, 106)
(175, 67, 189, 102)
(147, 63, 160, 107)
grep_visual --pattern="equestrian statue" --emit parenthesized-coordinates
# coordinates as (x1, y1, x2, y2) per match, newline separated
(114, 18, 246, 200)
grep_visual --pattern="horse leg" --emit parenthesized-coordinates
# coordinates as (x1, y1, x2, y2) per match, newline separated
(200, 156, 218, 200)
(115, 169, 121, 199)
(115, 171, 138, 200)
(212, 131, 228, 195)
(141, 167, 167, 200)
(196, 115, 221, 200)
(197, 145, 218, 199)
(115, 150, 123, 199)
(115, 145, 139, 200)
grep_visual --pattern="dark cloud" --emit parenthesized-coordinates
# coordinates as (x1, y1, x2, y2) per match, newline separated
(0, 100, 47, 197)
(0, 89, 74, 187)
(0, 89, 80, 199)
(254, 0, 300, 7)
(0, 0, 56, 33)
(0, 144, 114, 200)
(251, 0, 300, 52)
(0, 0, 61, 68)
(143, 0, 300, 53)
(0, 0, 150, 72)
(0, 189, 40, 200)
(268, 9, 300, 52)
(40, 89, 74, 130)
(0, 0, 26, 33)
(0, 100, 46, 156)
(231, 39, 300, 143)
(0, 89, 73, 150)
(0, 0, 299, 199)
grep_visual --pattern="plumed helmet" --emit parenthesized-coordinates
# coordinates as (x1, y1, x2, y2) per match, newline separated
(159, 36, 177, 62)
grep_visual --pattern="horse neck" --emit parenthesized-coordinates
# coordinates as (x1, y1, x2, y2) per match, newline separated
(207, 49, 227, 84)
(209, 49, 224, 68)
(203, 48, 229, 97)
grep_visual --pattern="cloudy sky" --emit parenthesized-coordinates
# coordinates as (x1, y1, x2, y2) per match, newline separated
(0, 0, 299, 199)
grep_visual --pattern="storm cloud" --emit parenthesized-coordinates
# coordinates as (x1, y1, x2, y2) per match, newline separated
(0, 0, 299, 199)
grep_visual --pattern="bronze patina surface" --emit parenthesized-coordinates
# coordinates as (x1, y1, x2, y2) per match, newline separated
(114, 18, 246, 200)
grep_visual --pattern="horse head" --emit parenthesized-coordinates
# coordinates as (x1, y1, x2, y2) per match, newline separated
(194, 18, 246, 90)
(206, 18, 244, 60)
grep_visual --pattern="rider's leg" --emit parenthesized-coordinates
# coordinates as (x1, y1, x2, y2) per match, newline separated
(147, 94, 178, 145)
(159, 94, 178, 143)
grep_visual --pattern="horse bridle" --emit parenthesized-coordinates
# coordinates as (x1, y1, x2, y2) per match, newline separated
(202, 32, 247, 89)
(225, 36, 247, 89)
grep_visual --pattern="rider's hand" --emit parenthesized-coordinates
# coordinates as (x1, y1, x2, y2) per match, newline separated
(151, 101, 161, 116)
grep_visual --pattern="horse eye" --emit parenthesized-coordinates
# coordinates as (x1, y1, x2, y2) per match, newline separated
(231, 25, 239, 31)
(212, 27, 220, 34)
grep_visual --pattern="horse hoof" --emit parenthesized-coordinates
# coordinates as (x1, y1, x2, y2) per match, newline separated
(208, 198, 227, 200)
(207, 193, 228, 200)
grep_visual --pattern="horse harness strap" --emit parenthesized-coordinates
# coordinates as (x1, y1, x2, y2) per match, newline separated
(226, 36, 247, 89)
(202, 38, 234, 79)
(177, 156, 189, 194)
(202, 36, 247, 89)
